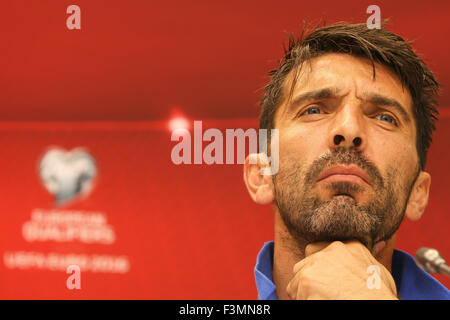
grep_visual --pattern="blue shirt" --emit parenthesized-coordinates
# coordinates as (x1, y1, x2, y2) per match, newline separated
(255, 241, 450, 300)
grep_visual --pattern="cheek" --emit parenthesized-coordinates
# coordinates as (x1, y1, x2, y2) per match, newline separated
(278, 125, 328, 165)
(368, 131, 418, 183)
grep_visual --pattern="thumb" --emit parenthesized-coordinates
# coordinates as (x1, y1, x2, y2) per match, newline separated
(305, 242, 331, 257)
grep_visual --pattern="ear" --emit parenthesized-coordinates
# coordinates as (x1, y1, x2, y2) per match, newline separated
(405, 171, 431, 221)
(243, 153, 275, 205)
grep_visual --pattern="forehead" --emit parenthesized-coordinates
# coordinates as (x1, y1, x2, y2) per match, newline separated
(278, 53, 414, 119)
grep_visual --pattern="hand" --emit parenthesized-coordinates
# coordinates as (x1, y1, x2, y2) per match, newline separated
(286, 240, 398, 300)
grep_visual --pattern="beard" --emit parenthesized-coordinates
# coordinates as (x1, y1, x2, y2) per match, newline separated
(273, 147, 419, 251)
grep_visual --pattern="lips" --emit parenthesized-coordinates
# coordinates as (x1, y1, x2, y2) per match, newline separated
(317, 165, 370, 186)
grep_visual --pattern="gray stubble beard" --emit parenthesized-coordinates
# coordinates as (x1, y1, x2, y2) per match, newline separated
(273, 147, 417, 252)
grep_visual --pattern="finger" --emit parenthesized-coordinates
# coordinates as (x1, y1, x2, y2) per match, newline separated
(342, 240, 386, 267)
(292, 242, 330, 274)
(286, 278, 295, 299)
(286, 269, 303, 300)
(344, 239, 385, 258)
(292, 258, 308, 275)
(305, 241, 331, 257)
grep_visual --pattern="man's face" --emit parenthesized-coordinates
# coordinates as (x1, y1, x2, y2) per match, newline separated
(272, 53, 420, 250)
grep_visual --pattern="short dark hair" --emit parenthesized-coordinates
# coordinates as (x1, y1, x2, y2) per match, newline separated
(260, 22, 440, 170)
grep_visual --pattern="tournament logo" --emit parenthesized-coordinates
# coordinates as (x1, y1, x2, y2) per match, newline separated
(39, 147, 97, 205)
(3, 146, 130, 275)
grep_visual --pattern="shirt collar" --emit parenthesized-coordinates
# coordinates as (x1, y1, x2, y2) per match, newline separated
(254, 241, 277, 300)
(255, 241, 450, 300)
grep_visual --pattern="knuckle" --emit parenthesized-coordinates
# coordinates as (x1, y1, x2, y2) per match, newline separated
(293, 261, 303, 273)
(286, 286, 293, 299)
(310, 251, 324, 263)
(298, 275, 314, 299)
(298, 272, 313, 287)
(286, 281, 292, 292)
(328, 241, 345, 250)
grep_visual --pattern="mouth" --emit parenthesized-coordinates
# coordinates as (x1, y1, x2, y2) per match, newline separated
(317, 165, 370, 186)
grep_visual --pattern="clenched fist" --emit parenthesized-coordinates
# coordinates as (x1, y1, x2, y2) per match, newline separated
(286, 241, 398, 300)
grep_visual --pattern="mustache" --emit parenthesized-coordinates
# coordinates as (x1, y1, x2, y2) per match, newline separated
(304, 147, 384, 188)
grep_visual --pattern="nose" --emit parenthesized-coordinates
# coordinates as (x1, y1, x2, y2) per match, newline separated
(329, 104, 365, 150)
(333, 135, 362, 147)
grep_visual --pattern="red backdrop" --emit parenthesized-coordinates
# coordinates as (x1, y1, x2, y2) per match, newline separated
(0, 0, 448, 298)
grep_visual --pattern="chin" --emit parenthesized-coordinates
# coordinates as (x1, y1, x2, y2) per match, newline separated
(302, 195, 378, 247)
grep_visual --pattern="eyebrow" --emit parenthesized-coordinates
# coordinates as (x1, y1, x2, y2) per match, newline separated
(288, 87, 340, 112)
(288, 88, 411, 123)
(365, 93, 411, 123)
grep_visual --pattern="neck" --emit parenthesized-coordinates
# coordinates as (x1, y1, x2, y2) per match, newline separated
(272, 211, 395, 300)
